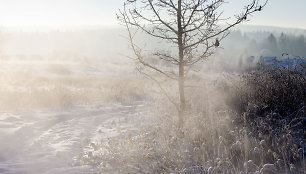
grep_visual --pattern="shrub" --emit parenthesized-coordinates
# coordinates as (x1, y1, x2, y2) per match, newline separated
(239, 65, 305, 117)
(229, 65, 305, 173)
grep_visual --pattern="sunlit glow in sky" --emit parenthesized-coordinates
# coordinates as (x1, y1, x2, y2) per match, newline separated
(0, 0, 305, 29)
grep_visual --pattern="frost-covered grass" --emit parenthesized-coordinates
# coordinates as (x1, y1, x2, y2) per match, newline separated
(0, 57, 154, 173)
(229, 65, 305, 174)
(76, 66, 305, 174)
(0, 60, 150, 110)
(1, 56, 304, 173)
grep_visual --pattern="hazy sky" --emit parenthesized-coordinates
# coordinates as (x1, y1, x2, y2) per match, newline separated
(0, 0, 305, 29)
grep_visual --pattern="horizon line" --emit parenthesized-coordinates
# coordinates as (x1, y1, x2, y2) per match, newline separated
(1, 24, 305, 32)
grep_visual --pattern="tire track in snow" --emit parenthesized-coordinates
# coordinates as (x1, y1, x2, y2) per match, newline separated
(0, 101, 147, 174)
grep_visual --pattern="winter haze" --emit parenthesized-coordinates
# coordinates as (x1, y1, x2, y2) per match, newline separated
(0, 0, 305, 174)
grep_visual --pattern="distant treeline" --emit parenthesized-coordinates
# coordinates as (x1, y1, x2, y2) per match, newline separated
(220, 30, 306, 60)
(0, 27, 305, 61)
(262, 32, 306, 57)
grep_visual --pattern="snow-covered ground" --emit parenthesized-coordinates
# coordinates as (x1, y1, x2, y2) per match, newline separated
(0, 96, 147, 174)
(0, 56, 149, 174)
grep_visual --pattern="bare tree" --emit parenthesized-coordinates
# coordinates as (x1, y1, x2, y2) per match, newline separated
(117, 0, 268, 129)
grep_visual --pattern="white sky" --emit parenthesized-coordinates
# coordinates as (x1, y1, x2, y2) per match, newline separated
(0, 0, 305, 29)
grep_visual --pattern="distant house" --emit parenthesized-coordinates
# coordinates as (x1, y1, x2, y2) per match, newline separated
(246, 56, 255, 64)
(258, 56, 278, 65)
(244, 56, 305, 70)
(276, 58, 306, 69)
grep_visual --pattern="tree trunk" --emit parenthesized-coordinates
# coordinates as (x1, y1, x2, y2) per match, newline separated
(178, 63, 185, 129)
(177, 0, 185, 129)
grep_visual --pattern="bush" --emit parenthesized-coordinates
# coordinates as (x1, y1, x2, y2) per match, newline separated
(229, 65, 305, 173)
(239, 65, 305, 117)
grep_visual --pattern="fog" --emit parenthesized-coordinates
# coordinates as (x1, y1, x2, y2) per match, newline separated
(2, 25, 305, 64)
(0, 25, 305, 173)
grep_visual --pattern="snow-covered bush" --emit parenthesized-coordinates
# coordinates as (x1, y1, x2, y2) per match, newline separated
(229, 65, 305, 173)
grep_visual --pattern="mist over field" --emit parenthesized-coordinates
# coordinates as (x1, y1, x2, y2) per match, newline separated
(0, 24, 305, 174)
(0, 26, 304, 108)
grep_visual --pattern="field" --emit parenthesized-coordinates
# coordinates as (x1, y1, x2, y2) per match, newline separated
(0, 56, 150, 173)
(0, 54, 304, 174)
(0, 25, 305, 174)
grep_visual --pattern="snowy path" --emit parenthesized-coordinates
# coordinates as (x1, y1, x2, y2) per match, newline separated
(0, 101, 146, 174)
